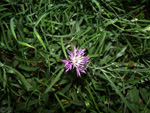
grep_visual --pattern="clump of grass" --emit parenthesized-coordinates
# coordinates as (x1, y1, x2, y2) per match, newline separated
(0, 0, 150, 112)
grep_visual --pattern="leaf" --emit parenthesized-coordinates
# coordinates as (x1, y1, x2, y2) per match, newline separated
(3, 69, 7, 89)
(116, 46, 127, 59)
(44, 69, 64, 94)
(70, 100, 84, 106)
(4, 64, 32, 91)
(34, 27, 47, 51)
(61, 37, 68, 59)
(129, 87, 139, 113)
(10, 18, 17, 39)
(18, 64, 38, 71)
(10, 18, 35, 49)
(18, 41, 35, 49)
(102, 71, 136, 113)
(55, 93, 66, 112)
(35, 13, 48, 27)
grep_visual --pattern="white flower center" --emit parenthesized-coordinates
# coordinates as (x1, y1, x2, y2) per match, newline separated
(71, 56, 83, 67)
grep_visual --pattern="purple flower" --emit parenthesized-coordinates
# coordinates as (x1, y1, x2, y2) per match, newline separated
(62, 46, 90, 77)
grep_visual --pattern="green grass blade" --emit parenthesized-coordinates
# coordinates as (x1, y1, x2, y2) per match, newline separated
(34, 27, 47, 51)
(44, 69, 64, 94)
(102, 70, 136, 113)
(61, 37, 68, 59)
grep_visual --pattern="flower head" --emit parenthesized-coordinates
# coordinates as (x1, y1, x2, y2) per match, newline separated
(62, 46, 90, 77)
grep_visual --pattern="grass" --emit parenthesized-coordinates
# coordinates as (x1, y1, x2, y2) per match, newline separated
(0, 0, 150, 112)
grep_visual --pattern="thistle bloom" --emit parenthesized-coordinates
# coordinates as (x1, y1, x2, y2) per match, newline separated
(62, 46, 90, 77)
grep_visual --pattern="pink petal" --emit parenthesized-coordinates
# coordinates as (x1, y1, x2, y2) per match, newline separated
(76, 68, 81, 77)
(65, 68, 69, 72)
(62, 60, 69, 63)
